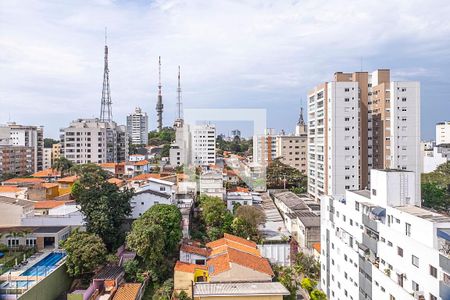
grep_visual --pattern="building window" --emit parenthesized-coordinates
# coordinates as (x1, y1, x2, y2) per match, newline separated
(397, 247, 403, 257)
(430, 294, 437, 300)
(412, 255, 419, 268)
(430, 265, 437, 278)
(406, 223, 411, 236)
(372, 189, 377, 196)
(355, 202, 360, 211)
(412, 281, 419, 291)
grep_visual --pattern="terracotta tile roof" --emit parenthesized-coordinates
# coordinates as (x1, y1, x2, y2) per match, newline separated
(207, 233, 257, 250)
(180, 244, 209, 257)
(0, 186, 22, 193)
(133, 160, 149, 166)
(312, 242, 321, 253)
(228, 186, 249, 193)
(32, 168, 60, 178)
(107, 178, 125, 186)
(207, 247, 273, 276)
(112, 283, 141, 300)
(99, 163, 117, 168)
(208, 241, 261, 257)
(129, 173, 161, 181)
(41, 183, 59, 189)
(3, 178, 44, 184)
(34, 200, 70, 209)
(174, 261, 208, 273)
(57, 175, 78, 183)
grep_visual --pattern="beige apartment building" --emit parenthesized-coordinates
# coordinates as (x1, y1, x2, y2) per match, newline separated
(308, 69, 420, 200)
(275, 109, 308, 173)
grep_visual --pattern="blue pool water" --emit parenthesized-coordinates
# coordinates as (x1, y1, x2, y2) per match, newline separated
(20, 252, 65, 276)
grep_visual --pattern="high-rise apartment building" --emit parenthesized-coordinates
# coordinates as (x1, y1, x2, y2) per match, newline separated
(43, 148, 52, 169)
(307, 69, 420, 200)
(191, 124, 216, 166)
(320, 169, 450, 300)
(275, 135, 308, 173)
(169, 122, 190, 167)
(253, 128, 277, 166)
(436, 121, 450, 145)
(126, 107, 149, 145)
(0, 122, 44, 172)
(60, 118, 128, 164)
(0, 145, 34, 176)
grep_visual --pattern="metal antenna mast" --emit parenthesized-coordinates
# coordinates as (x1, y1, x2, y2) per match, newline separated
(156, 56, 164, 132)
(176, 65, 182, 120)
(100, 27, 113, 122)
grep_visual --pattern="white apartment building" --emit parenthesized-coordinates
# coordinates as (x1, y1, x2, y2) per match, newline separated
(308, 69, 420, 200)
(436, 121, 450, 145)
(321, 170, 450, 300)
(126, 107, 149, 145)
(60, 118, 128, 164)
(0, 122, 44, 172)
(191, 124, 216, 166)
(43, 148, 52, 169)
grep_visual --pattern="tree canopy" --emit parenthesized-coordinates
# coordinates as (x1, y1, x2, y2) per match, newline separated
(266, 158, 307, 192)
(198, 195, 233, 240)
(148, 127, 175, 146)
(216, 135, 252, 155)
(71, 164, 133, 251)
(63, 230, 107, 278)
(126, 204, 182, 279)
(422, 161, 450, 212)
(52, 157, 74, 177)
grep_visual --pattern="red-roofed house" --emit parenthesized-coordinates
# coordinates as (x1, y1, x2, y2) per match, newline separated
(2, 177, 45, 187)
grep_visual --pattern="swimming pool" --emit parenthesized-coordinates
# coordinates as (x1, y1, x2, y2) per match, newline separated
(20, 252, 65, 276)
(0, 280, 35, 289)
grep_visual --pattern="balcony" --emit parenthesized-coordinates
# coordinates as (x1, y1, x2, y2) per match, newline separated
(362, 214, 379, 232)
(362, 232, 378, 254)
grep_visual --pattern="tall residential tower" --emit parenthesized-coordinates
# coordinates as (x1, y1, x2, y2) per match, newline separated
(307, 69, 420, 200)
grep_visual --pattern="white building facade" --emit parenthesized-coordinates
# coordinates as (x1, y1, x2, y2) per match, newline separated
(436, 121, 450, 145)
(60, 118, 128, 164)
(126, 107, 149, 145)
(307, 70, 420, 200)
(320, 170, 450, 300)
(191, 124, 216, 166)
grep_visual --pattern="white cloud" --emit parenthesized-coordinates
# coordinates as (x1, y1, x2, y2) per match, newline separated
(1, 0, 450, 138)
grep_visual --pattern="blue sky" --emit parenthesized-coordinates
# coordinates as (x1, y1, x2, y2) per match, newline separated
(1, 0, 449, 139)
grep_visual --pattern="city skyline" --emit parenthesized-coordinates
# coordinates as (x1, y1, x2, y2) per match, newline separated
(1, 0, 450, 139)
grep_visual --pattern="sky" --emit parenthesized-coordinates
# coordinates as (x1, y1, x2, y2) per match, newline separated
(1, 0, 449, 139)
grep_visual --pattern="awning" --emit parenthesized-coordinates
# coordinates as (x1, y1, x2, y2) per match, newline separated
(437, 228, 450, 242)
(371, 206, 386, 218)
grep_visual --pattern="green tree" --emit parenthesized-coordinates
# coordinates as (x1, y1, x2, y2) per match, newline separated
(52, 157, 74, 176)
(152, 279, 173, 300)
(72, 164, 133, 250)
(44, 138, 59, 148)
(274, 266, 297, 300)
(126, 204, 182, 278)
(160, 144, 171, 158)
(235, 205, 266, 227)
(266, 158, 307, 190)
(177, 291, 192, 300)
(422, 182, 449, 211)
(0, 172, 16, 182)
(62, 230, 107, 278)
(231, 217, 258, 241)
(300, 277, 317, 294)
(293, 252, 321, 280)
(310, 289, 327, 300)
(199, 195, 233, 240)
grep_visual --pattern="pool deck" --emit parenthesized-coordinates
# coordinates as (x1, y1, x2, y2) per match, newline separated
(0, 250, 52, 281)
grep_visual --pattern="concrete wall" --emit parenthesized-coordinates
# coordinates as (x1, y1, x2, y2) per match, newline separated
(20, 263, 72, 300)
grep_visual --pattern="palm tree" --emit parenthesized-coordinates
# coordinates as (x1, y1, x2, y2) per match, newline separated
(52, 157, 74, 177)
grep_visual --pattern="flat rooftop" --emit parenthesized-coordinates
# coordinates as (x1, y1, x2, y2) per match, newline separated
(352, 190, 371, 199)
(396, 205, 450, 223)
(194, 282, 289, 296)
